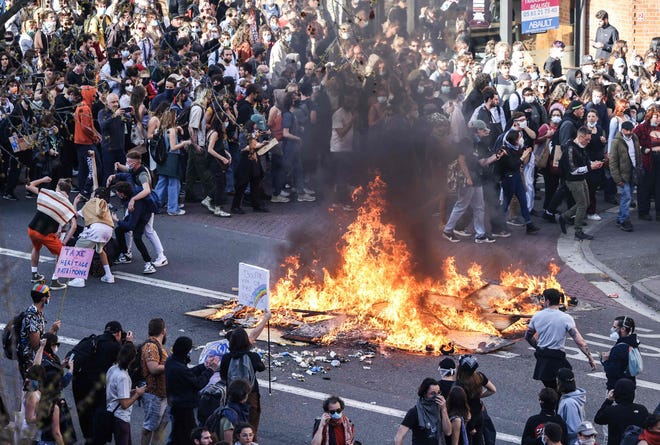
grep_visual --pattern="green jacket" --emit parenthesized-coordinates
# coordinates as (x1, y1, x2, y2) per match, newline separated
(609, 132, 641, 184)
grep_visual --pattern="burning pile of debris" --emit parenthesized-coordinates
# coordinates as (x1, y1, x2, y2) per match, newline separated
(192, 177, 569, 354)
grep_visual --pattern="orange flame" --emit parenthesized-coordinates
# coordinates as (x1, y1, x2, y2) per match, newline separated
(270, 176, 562, 352)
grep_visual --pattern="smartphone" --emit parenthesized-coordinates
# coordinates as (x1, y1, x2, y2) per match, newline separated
(10, 135, 20, 153)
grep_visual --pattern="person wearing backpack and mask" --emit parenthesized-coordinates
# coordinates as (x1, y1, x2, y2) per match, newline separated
(600, 316, 640, 390)
(165, 336, 219, 445)
(220, 327, 266, 440)
(594, 379, 649, 445)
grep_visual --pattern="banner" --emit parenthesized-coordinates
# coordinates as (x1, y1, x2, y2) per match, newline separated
(521, 0, 560, 34)
(238, 263, 270, 311)
(54, 247, 94, 280)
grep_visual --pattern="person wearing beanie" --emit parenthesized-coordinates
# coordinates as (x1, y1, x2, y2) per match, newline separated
(556, 368, 587, 445)
(165, 336, 219, 444)
(594, 378, 649, 445)
(522, 387, 569, 445)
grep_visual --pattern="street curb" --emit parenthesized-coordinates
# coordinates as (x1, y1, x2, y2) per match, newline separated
(631, 276, 660, 311)
(577, 212, 660, 313)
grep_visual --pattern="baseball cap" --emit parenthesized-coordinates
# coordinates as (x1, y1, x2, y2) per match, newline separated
(250, 113, 267, 131)
(32, 283, 50, 295)
(568, 100, 584, 111)
(577, 421, 597, 436)
(104, 321, 123, 334)
(556, 367, 575, 382)
(470, 119, 490, 132)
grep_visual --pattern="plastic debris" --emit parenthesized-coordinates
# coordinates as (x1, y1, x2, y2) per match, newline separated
(291, 373, 306, 381)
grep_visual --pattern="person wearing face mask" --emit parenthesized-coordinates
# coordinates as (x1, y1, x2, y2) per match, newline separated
(600, 316, 640, 391)
(394, 377, 451, 445)
(522, 388, 569, 445)
(575, 422, 598, 445)
(544, 41, 565, 79)
(40, 333, 74, 394)
(609, 120, 641, 232)
(565, 69, 585, 98)
(583, 110, 607, 222)
(594, 379, 649, 445)
(311, 396, 356, 445)
(166, 337, 219, 443)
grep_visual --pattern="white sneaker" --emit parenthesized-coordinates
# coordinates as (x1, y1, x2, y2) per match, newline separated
(152, 257, 169, 267)
(303, 187, 316, 195)
(279, 190, 290, 198)
(587, 213, 602, 221)
(68, 278, 86, 288)
(213, 208, 231, 217)
(201, 196, 214, 212)
(101, 275, 115, 284)
(271, 194, 290, 203)
(297, 193, 316, 202)
(143, 262, 157, 274)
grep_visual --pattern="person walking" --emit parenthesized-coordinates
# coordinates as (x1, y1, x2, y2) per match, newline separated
(311, 396, 356, 445)
(525, 289, 596, 389)
(609, 121, 641, 232)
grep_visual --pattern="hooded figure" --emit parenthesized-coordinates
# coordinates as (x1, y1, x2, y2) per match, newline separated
(594, 379, 649, 445)
(565, 69, 585, 97)
(556, 368, 586, 445)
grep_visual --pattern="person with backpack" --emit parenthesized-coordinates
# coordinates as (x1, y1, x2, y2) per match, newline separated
(138, 318, 170, 445)
(14, 283, 61, 381)
(206, 379, 252, 443)
(594, 379, 649, 445)
(220, 327, 266, 440)
(69, 321, 132, 443)
(600, 316, 641, 390)
(165, 336, 220, 445)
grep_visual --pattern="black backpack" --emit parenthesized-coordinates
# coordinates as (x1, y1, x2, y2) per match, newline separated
(198, 382, 227, 425)
(66, 334, 99, 375)
(149, 129, 168, 165)
(2, 311, 26, 360)
(128, 339, 163, 385)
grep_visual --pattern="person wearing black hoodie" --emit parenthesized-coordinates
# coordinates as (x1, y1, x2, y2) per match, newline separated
(165, 336, 219, 445)
(594, 378, 649, 445)
(601, 316, 640, 390)
(522, 388, 569, 445)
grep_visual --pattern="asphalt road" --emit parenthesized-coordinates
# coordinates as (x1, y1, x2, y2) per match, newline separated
(1, 197, 658, 445)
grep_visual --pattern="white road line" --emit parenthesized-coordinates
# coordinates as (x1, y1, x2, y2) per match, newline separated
(588, 372, 660, 391)
(0, 323, 523, 443)
(585, 333, 660, 357)
(0, 247, 54, 262)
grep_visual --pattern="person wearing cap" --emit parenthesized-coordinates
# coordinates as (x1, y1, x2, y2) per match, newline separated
(609, 120, 641, 232)
(575, 421, 598, 445)
(522, 388, 569, 445)
(442, 123, 503, 243)
(166, 336, 220, 444)
(438, 358, 457, 399)
(556, 368, 587, 445)
(580, 55, 595, 79)
(17, 284, 61, 380)
(593, 11, 619, 60)
(526, 289, 596, 389)
(69, 320, 133, 442)
(594, 379, 649, 445)
(394, 377, 451, 445)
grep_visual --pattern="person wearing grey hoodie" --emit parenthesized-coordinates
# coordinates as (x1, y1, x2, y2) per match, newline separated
(556, 368, 586, 445)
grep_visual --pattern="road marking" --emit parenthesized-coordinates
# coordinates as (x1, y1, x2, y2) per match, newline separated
(585, 333, 660, 357)
(0, 247, 237, 302)
(588, 372, 660, 391)
(0, 323, 522, 443)
(490, 351, 520, 359)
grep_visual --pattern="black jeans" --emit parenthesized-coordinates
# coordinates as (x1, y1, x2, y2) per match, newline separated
(209, 161, 228, 207)
(167, 406, 196, 445)
(115, 218, 151, 262)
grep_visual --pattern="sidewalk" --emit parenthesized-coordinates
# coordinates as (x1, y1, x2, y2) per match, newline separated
(575, 204, 660, 312)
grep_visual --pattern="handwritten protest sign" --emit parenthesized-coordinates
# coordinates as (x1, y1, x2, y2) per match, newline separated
(238, 263, 270, 311)
(54, 247, 94, 280)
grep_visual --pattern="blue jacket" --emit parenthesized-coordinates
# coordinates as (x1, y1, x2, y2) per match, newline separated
(602, 333, 639, 390)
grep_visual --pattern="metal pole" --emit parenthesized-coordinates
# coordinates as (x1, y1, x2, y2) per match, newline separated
(267, 321, 272, 395)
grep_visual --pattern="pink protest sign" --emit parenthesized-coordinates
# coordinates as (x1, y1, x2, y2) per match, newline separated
(54, 247, 95, 279)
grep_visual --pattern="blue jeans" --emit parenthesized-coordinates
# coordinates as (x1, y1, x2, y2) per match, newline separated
(444, 185, 486, 237)
(501, 171, 531, 224)
(284, 141, 304, 190)
(154, 175, 181, 213)
(617, 182, 632, 223)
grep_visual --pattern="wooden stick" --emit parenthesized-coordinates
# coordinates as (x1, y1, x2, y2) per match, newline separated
(267, 320, 272, 395)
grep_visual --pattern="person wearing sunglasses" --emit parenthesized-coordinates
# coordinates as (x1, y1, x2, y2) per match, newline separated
(312, 395, 357, 445)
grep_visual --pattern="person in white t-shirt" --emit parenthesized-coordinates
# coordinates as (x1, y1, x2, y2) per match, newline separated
(106, 343, 146, 445)
(329, 96, 357, 207)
